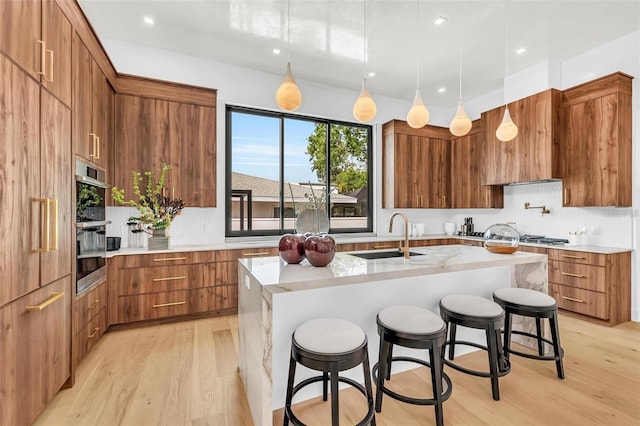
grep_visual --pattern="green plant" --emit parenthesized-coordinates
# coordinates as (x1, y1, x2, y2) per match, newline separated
(77, 183, 103, 220)
(111, 163, 186, 230)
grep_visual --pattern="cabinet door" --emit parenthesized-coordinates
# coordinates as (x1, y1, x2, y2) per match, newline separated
(392, 133, 418, 208)
(0, 277, 70, 426)
(40, 90, 72, 286)
(91, 64, 111, 169)
(0, 0, 41, 80)
(423, 138, 450, 208)
(72, 33, 94, 162)
(41, 0, 71, 107)
(0, 55, 41, 306)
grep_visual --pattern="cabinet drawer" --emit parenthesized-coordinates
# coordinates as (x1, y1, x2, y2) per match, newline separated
(118, 264, 208, 296)
(117, 285, 236, 323)
(548, 261, 605, 292)
(549, 283, 608, 320)
(518, 245, 548, 254)
(118, 251, 214, 268)
(454, 239, 483, 247)
(75, 308, 107, 364)
(74, 280, 107, 331)
(547, 249, 606, 266)
(215, 247, 278, 262)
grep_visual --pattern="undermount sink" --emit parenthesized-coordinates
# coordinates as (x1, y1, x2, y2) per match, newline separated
(349, 250, 425, 260)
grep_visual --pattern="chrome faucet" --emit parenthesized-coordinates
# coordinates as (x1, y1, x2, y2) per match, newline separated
(389, 211, 411, 259)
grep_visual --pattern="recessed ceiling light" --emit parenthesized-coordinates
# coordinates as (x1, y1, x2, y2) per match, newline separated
(143, 16, 154, 25)
(516, 47, 526, 55)
(272, 48, 281, 55)
(438, 87, 446, 93)
(368, 71, 376, 77)
(433, 16, 448, 26)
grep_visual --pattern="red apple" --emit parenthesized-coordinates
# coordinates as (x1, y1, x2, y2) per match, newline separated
(279, 233, 307, 264)
(304, 234, 336, 267)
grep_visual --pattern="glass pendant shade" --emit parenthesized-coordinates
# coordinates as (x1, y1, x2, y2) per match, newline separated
(353, 78, 377, 122)
(449, 100, 472, 136)
(276, 62, 302, 111)
(495, 106, 518, 142)
(407, 89, 429, 129)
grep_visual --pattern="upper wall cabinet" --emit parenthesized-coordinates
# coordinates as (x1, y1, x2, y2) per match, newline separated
(0, 0, 71, 107)
(560, 72, 633, 207)
(482, 89, 563, 185)
(382, 120, 451, 209)
(113, 75, 217, 207)
(72, 32, 113, 170)
(450, 120, 503, 209)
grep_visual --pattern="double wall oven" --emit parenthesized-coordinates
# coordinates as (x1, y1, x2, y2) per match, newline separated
(75, 160, 110, 295)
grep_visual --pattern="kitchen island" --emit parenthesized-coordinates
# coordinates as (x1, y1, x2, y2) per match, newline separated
(237, 244, 548, 426)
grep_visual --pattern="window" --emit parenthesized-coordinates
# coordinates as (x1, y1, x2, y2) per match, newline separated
(226, 106, 372, 237)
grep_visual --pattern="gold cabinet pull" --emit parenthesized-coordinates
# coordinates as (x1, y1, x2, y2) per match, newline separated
(242, 251, 270, 256)
(153, 301, 186, 308)
(45, 49, 53, 82)
(37, 40, 46, 76)
(152, 276, 186, 282)
(88, 299, 100, 309)
(26, 292, 64, 311)
(561, 272, 586, 279)
(561, 254, 586, 260)
(88, 327, 100, 338)
(153, 257, 187, 262)
(48, 198, 58, 251)
(89, 133, 98, 158)
(563, 188, 570, 205)
(33, 198, 48, 252)
(442, 195, 446, 208)
(561, 296, 586, 304)
(95, 136, 100, 159)
(372, 244, 392, 249)
(420, 195, 424, 207)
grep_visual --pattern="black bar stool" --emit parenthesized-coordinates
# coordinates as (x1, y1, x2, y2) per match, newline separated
(493, 287, 565, 379)
(439, 294, 511, 401)
(372, 305, 452, 426)
(284, 318, 376, 426)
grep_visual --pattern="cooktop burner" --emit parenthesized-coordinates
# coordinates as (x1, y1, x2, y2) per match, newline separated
(520, 235, 569, 245)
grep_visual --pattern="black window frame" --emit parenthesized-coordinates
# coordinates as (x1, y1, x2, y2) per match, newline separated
(225, 105, 373, 237)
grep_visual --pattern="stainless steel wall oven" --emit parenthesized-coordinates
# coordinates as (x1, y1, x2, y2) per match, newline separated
(75, 159, 110, 295)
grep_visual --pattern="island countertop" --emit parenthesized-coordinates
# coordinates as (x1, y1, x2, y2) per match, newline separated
(240, 244, 548, 296)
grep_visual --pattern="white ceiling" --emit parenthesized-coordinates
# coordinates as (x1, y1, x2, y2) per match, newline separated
(79, 1, 639, 107)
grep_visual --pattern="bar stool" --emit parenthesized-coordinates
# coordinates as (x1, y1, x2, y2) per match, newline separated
(372, 305, 452, 426)
(284, 318, 376, 426)
(439, 295, 511, 401)
(493, 287, 565, 379)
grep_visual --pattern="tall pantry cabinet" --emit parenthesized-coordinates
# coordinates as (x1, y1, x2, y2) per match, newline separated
(0, 1, 72, 425)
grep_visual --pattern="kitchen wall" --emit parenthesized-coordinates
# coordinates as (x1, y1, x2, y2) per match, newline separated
(104, 31, 639, 320)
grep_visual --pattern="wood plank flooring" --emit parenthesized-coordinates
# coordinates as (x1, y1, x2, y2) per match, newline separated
(35, 314, 640, 426)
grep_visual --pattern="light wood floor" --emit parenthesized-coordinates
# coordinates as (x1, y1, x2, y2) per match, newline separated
(35, 314, 640, 426)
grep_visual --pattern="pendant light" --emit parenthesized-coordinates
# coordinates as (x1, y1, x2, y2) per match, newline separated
(449, 1, 471, 136)
(407, 0, 429, 129)
(495, 2, 518, 142)
(353, 0, 377, 122)
(276, 0, 302, 111)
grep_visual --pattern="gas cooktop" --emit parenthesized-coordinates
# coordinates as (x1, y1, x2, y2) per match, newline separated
(520, 235, 569, 245)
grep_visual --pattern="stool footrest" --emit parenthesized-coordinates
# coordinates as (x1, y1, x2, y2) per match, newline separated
(443, 340, 511, 377)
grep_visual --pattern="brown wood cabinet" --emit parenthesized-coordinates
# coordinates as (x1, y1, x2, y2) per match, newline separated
(73, 279, 107, 365)
(450, 120, 503, 208)
(0, 277, 70, 426)
(0, 0, 71, 107)
(482, 89, 562, 185)
(214, 248, 278, 299)
(336, 241, 400, 252)
(382, 120, 451, 209)
(547, 248, 630, 326)
(560, 72, 632, 207)
(72, 32, 113, 169)
(113, 75, 217, 207)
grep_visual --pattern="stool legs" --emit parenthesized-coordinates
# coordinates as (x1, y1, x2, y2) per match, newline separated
(486, 324, 501, 401)
(330, 364, 339, 426)
(429, 345, 445, 426)
(535, 318, 544, 356)
(362, 352, 377, 426)
(284, 355, 297, 426)
(549, 313, 565, 379)
(375, 338, 390, 412)
(447, 323, 457, 360)
(503, 312, 512, 362)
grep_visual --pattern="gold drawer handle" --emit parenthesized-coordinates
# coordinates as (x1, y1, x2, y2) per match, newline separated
(153, 257, 187, 262)
(561, 272, 586, 279)
(88, 327, 100, 338)
(242, 251, 270, 256)
(89, 299, 101, 309)
(561, 296, 586, 304)
(152, 276, 186, 282)
(26, 292, 64, 311)
(372, 244, 392, 249)
(561, 254, 586, 260)
(153, 301, 186, 308)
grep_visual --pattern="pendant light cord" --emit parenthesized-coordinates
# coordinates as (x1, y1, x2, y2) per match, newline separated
(504, 1, 509, 106)
(416, 0, 421, 89)
(287, 0, 291, 63)
(458, 0, 462, 101)
(362, 0, 367, 79)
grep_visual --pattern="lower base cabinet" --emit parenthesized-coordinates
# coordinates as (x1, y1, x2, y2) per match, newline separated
(73, 280, 108, 365)
(0, 277, 71, 426)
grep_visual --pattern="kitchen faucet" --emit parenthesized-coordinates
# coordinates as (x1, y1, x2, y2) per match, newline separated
(388, 211, 411, 259)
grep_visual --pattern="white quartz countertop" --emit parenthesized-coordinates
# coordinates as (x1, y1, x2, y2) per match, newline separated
(106, 234, 630, 257)
(239, 245, 547, 295)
